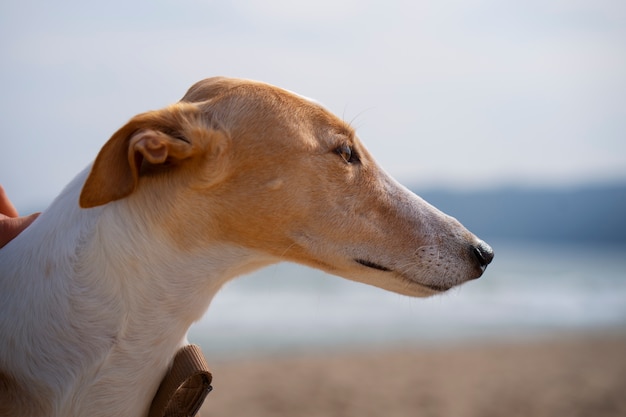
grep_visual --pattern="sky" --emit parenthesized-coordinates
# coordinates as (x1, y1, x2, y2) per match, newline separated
(1, 0, 625, 210)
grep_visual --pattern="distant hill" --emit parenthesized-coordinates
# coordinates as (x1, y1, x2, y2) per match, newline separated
(414, 183, 626, 243)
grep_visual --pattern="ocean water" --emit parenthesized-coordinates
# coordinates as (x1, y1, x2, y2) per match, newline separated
(188, 240, 626, 358)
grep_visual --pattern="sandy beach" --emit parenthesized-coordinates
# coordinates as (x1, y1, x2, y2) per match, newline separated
(199, 332, 626, 417)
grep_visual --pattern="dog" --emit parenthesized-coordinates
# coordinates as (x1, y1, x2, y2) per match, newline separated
(0, 77, 493, 417)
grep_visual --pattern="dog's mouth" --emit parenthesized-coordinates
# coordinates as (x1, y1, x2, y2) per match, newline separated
(354, 258, 453, 293)
(355, 258, 392, 272)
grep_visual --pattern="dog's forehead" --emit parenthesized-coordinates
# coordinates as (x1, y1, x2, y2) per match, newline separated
(243, 82, 354, 137)
(188, 78, 355, 143)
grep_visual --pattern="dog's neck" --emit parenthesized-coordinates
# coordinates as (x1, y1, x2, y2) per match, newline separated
(0, 167, 274, 417)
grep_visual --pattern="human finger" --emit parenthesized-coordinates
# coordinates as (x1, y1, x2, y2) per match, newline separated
(0, 212, 40, 248)
(0, 185, 20, 218)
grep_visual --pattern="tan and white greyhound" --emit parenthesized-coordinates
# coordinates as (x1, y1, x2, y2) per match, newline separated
(0, 77, 493, 417)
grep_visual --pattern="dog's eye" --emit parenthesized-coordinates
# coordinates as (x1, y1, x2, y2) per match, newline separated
(335, 144, 358, 164)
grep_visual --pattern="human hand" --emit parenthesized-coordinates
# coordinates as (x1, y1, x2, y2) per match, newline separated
(0, 185, 40, 248)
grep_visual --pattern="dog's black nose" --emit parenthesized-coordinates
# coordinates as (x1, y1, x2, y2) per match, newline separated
(471, 240, 494, 270)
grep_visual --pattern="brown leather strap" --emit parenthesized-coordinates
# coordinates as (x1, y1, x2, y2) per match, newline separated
(148, 344, 213, 417)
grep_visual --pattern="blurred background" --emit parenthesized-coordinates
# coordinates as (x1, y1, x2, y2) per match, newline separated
(2, 1, 625, 416)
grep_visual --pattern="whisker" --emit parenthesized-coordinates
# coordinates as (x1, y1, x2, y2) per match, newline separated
(342, 106, 375, 131)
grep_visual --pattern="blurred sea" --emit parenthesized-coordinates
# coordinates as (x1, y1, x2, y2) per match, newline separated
(189, 239, 626, 358)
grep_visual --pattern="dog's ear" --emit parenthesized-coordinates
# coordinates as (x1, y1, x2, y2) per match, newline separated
(79, 103, 218, 208)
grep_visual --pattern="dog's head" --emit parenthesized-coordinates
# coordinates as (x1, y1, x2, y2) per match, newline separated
(80, 77, 492, 297)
